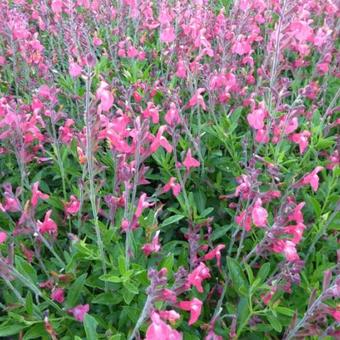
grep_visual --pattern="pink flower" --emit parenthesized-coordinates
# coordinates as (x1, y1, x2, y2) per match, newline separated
(300, 166, 324, 192)
(159, 310, 180, 324)
(272, 240, 300, 262)
(143, 102, 159, 124)
(135, 193, 153, 218)
(176, 60, 187, 78)
(163, 177, 181, 197)
(235, 210, 252, 231)
(187, 262, 211, 293)
(165, 103, 181, 126)
(288, 202, 305, 224)
(64, 195, 80, 215)
(150, 126, 173, 153)
(183, 149, 200, 171)
(37, 210, 58, 236)
(284, 222, 305, 244)
(187, 88, 207, 111)
(51, 0, 63, 14)
(51, 288, 65, 303)
(251, 199, 268, 227)
(289, 131, 311, 154)
(0, 231, 7, 244)
(96, 81, 114, 112)
(159, 289, 177, 303)
(178, 298, 203, 325)
(329, 309, 340, 322)
(247, 105, 267, 130)
(255, 128, 270, 143)
(142, 230, 161, 256)
(232, 36, 251, 55)
(203, 244, 225, 268)
(68, 304, 89, 322)
(146, 312, 182, 340)
(261, 287, 277, 305)
(31, 182, 49, 207)
(160, 26, 176, 43)
(69, 62, 83, 78)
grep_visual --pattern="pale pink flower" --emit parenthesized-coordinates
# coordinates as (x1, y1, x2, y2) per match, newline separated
(235, 210, 252, 231)
(146, 312, 182, 340)
(272, 240, 299, 262)
(68, 304, 89, 322)
(51, 0, 63, 14)
(160, 26, 176, 43)
(69, 62, 83, 78)
(64, 195, 80, 215)
(284, 223, 305, 244)
(178, 298, 203, 325)
(159, 310, 180, 324)
(183, 149, 200, 171)
(0, 231, 7, 244)
(247, 105, 267, 130)
(143, 102, 159, 124)
(251, 199, 268, 227)
(176, 60, 187, 78)
(232, 36, 251, 55)
(150, 126, 173, 153)
(51, 288, 65, 303)
(96, 81, 114, 112)
(31, 182, 49, 207)
(37, 210, 58, 236)
(187, 262, 211, 293)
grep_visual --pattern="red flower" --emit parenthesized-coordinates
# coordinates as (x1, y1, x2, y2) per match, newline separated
(203, 245, 226, 268)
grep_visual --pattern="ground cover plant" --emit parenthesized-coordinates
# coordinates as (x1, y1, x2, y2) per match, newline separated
(0, 0, 339, 339)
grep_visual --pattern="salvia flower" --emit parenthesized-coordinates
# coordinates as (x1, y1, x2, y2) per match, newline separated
(251, 199, 268, 227)
(163, 177, 181, 197)
(0, 231, 7, 244)
(142, 230, 161, 256)
(68, 304, 90, 322)
(187, 262, 211, 293)
(178, 298, 203, 325)
(145, 312, 182, 340)
(183, 149, 200, 171)
(31, 182, 49, 207)
(64, 195, 80, 215)
(298, 166, 324, 192)
(37, 210, 58, 236)
(203, 244, 226, 268)
(51, 287, 65, 303)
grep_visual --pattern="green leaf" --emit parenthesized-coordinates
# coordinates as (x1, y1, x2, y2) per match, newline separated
(118, 255, 127, 275)
(267, 314, 282, 333)
(161, 215, 185, 227)
(23, 324, 47, 339)
(66, 273, 87, 307)
(99, 274, 123, 283)
(227, 256, 248, 292)
(0, 324, 27, 337)
(15, 256, 37, 283)
(123, 281, 139, 295)
(92, 292, 123, 305)
(256, 263, 271, 284)
(25, 292, 33, 315)
(276, 306, 295, 316)
(84, 314, 98, 340)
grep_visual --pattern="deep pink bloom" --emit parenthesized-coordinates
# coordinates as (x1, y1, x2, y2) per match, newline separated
(178, 298, 203, 325)
(300, 166, 324, 192)
(142, 230, 161, 256)
(163, 177, 181, 197)
(251, 199, 268, 227)
(284, 223, 305, 244)
(261, 287, 277, 305)
(183, 149, 200, 171)
(329, 309, 340, 322)
(247, 105, 267, 130)
(146, 312, 182, 340)
(0, 231, 7, 244)
(159, 289, 177, 303)
(68, 304, 89, 322)
(203, 245, 225, 268)
(31, 182, 49, 207)
(176, 60, 187, 78)
(187, 262, 211, 293)
(51, 0, 63, 14)
(51, 288, 65, 303)
(232, 36, 251, 55)
(37, 210, 58, 236)
(64, 195, 80, 215)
